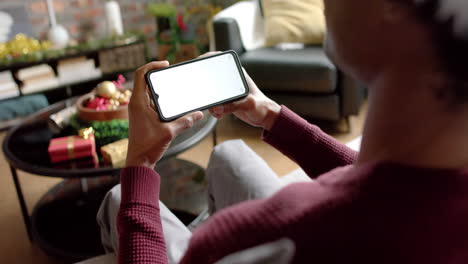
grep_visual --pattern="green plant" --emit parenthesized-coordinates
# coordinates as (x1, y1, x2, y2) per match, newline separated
(70, 115, 129, 150)
(147, 3, 176, 17)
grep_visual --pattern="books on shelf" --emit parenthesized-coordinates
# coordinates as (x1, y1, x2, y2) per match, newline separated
(58, 57, 102, 85)
(0, 80, 18, 92)
(17, 64, 60, 94)
(0, 71, 20, 100)
(0, 70, 15, 84)
(0, 89, 20, 100)
(22, 78, 60, 94)
(22, 72, 56, 86)
(2, 57, 107, 96)
(17, 64, 54, 81)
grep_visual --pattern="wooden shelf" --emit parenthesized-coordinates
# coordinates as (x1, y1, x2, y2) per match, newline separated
(0, 38, 145, 72)
(0, 39, 148, 104)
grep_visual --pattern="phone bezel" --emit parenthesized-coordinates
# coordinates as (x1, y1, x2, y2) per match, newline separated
(145, 50, 250, 122)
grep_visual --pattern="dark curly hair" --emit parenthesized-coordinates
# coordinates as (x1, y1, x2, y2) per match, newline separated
(400, 0, 468, 102)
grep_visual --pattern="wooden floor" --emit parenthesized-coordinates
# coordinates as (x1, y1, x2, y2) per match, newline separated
(0, 103, 366, 263)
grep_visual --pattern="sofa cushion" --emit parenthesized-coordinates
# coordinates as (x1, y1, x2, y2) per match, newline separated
(0, 94, 49, 121)
(261, 0, 326, 47)
(240, 46, 337, 94)
(269, 93, 341, 120)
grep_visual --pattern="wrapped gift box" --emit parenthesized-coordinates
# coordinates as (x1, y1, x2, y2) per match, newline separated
(52, 154, 99, 170)
(101, 138, 128, 168)
(48, 135, 96, 163)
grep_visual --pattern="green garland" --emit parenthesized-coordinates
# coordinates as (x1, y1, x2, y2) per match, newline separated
(69, 114, 129, 150)
(0, 32, 144, 67)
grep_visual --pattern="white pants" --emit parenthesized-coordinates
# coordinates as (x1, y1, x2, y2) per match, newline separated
(97, 140, 284, 264)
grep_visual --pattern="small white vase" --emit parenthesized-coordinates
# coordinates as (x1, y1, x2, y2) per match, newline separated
(105, 1, 124, 36)
(48, 24, 70, 48)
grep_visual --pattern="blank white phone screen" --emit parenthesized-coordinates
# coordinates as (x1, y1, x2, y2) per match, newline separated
(149, 53, 247, 119)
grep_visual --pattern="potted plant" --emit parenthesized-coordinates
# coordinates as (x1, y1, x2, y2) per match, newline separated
(147, 3, 199, 63)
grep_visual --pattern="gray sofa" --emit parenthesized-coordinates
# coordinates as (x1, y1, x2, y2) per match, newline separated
(213, 6, 365, 122)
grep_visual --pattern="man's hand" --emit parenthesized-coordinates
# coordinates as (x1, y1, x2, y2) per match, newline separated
(202, 53, 281, 130)
(126, 61, 204, 169)
(210, 71, 280, 130)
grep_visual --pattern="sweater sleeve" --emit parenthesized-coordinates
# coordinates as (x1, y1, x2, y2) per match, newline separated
(117, 167, 168, 264)
(263, 106, 358, 178)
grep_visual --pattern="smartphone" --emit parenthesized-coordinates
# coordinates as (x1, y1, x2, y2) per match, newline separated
(145, 50, 250, 122)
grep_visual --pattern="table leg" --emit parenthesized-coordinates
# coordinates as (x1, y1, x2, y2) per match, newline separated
(80, 178, 89, 193)
(65, 85, 72, 98)
(157, 159, 208, 225)
(30, 177, 117, 261)
(212, 124, 218, 147)
(10, 165, 32, 241)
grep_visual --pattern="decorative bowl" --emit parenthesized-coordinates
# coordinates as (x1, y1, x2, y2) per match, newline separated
(76, 93, 129, 122)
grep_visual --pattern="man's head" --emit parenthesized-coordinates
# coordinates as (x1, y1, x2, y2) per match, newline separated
(323, 0, 468, 101)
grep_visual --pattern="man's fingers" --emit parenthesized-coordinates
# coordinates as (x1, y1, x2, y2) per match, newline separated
(134, 61, 170, 95)
(211, 105, 224, 115)
(211, 99, 245, 115)
(209, 108, 216, 115)
(171, 111, 204, 136)
(222, 102, 240, 114)
(146, 89, 157, 111)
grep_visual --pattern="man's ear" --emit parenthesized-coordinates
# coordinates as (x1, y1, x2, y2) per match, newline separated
(382, 0, 412, 23)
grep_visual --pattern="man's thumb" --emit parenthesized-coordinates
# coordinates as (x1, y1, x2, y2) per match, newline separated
(172, 111, 204, 136)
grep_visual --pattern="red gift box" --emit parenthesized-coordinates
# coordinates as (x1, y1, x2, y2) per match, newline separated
(52, 154, 99, 169)
(48, 135, 96, 163)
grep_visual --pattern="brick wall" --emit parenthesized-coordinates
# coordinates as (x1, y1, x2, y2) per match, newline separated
(1, 0, 239, 56)
(26, 0, 161, 43)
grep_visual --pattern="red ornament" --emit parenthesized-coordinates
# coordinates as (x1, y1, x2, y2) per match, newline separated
(177, 13, 188, 32)
(112, 74, 126, 90)
(86, 97, 111, 111)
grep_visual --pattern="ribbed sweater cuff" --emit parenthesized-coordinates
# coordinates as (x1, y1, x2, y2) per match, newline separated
(120, 166, 160, 205)
(262, 106, 310, 144)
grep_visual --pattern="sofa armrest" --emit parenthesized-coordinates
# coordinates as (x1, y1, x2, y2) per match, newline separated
(339, 72, 366, 116)
(214, 18, 246, 55)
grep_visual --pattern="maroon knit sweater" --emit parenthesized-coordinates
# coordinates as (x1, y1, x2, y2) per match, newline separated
(118, 106, 468, 264)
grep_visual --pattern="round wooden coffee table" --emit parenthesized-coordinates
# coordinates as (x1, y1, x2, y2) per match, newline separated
(2, 98, 217, 262)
